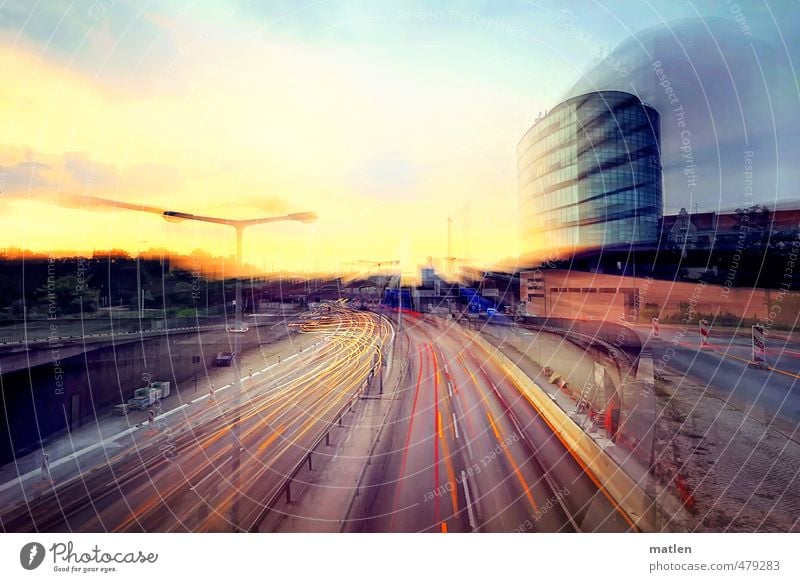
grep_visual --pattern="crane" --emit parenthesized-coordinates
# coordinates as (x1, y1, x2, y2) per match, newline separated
(443, 217, 470, 277)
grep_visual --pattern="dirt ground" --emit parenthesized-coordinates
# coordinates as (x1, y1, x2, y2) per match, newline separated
(652, 368, 800, 532)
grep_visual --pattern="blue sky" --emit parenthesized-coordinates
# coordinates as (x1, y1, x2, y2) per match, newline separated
(1, 1, 797, 268)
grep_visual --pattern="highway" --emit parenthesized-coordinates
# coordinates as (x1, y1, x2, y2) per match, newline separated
(1, 304, 644, 533)
(355, 314, 634, 532)
(0, 302, 389, 532)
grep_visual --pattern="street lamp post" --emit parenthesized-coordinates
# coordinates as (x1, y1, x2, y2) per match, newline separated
(136, 240, 148, 343)
(162, 209, 317, 531)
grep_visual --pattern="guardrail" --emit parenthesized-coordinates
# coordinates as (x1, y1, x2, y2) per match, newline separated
(468, 329, 658, 532)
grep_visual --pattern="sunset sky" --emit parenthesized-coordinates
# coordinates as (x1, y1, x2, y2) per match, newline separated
(0, 1, 793, 272)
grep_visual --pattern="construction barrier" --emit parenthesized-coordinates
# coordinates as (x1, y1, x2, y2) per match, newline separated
(752, 324, 767, 367)
(699, 319, 710, 347)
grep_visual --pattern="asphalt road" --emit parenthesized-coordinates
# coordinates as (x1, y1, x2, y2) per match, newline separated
(0, 302, 389, 532)
(635, 324, 800, 435)
(355, 314, 634, 532)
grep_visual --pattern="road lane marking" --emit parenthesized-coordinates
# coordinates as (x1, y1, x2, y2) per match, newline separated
(510, 375, 638, 531)
(452, 413, 460, 439)
(486, 412, 502, 440)
(11, 343, 327, 500)
(441, 522, 448, 533)
(448, 382, 453, 397)
(722, 351, 800, 380)
(438, 411, 444, 440)
(0, 425, 142, 494)
(160, 403, 189, 419)
(461, 470, 477, 531)
(674, 340, 800, 379)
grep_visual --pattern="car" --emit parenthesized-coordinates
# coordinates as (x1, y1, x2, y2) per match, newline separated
(215, 351, 235, 366)
(226, 324, 249, 333)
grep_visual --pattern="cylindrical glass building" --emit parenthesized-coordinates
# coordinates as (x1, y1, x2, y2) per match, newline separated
(518, 91, 662, 260)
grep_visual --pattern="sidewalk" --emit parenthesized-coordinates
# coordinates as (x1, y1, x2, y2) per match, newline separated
(0, 327, 322, 513)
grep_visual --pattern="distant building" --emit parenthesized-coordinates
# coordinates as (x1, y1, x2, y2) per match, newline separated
(660, 206, 800, 250)
(519, 268, 784, 322)
(420, 266, 436, 286)
(518, 91, 663, 261)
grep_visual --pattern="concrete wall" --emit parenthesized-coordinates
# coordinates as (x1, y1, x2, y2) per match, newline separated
(479, 320, 654, 469)
(479, 324, 619, 407)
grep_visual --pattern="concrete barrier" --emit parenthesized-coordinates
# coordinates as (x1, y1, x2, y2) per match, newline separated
(468, 329, 658, 532)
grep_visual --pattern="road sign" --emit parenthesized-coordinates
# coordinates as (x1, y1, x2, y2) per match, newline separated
(699, 319, 710, 347)
(752, 324, 767, 367)
(652, 317, 660, 337)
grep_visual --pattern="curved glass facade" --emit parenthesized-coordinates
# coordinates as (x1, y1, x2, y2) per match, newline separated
(518, 91, 662, 259)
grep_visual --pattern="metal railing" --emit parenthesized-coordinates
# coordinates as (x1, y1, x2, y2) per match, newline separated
(245, 316, 394, 532)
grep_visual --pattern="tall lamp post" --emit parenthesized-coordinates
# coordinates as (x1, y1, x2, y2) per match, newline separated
(162, 209, 317, 531)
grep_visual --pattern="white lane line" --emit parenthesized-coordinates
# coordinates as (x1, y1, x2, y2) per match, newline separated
(452, 413, 460, 439)
(507, 413, 528, 442)
(160, 403, 189, 419)
(491, 383, 527, 441)
(461, 470, 477, 532)
(448, 382, 453, 398)
(0, 339, 325, 494)
(0, 425, 141, 494)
